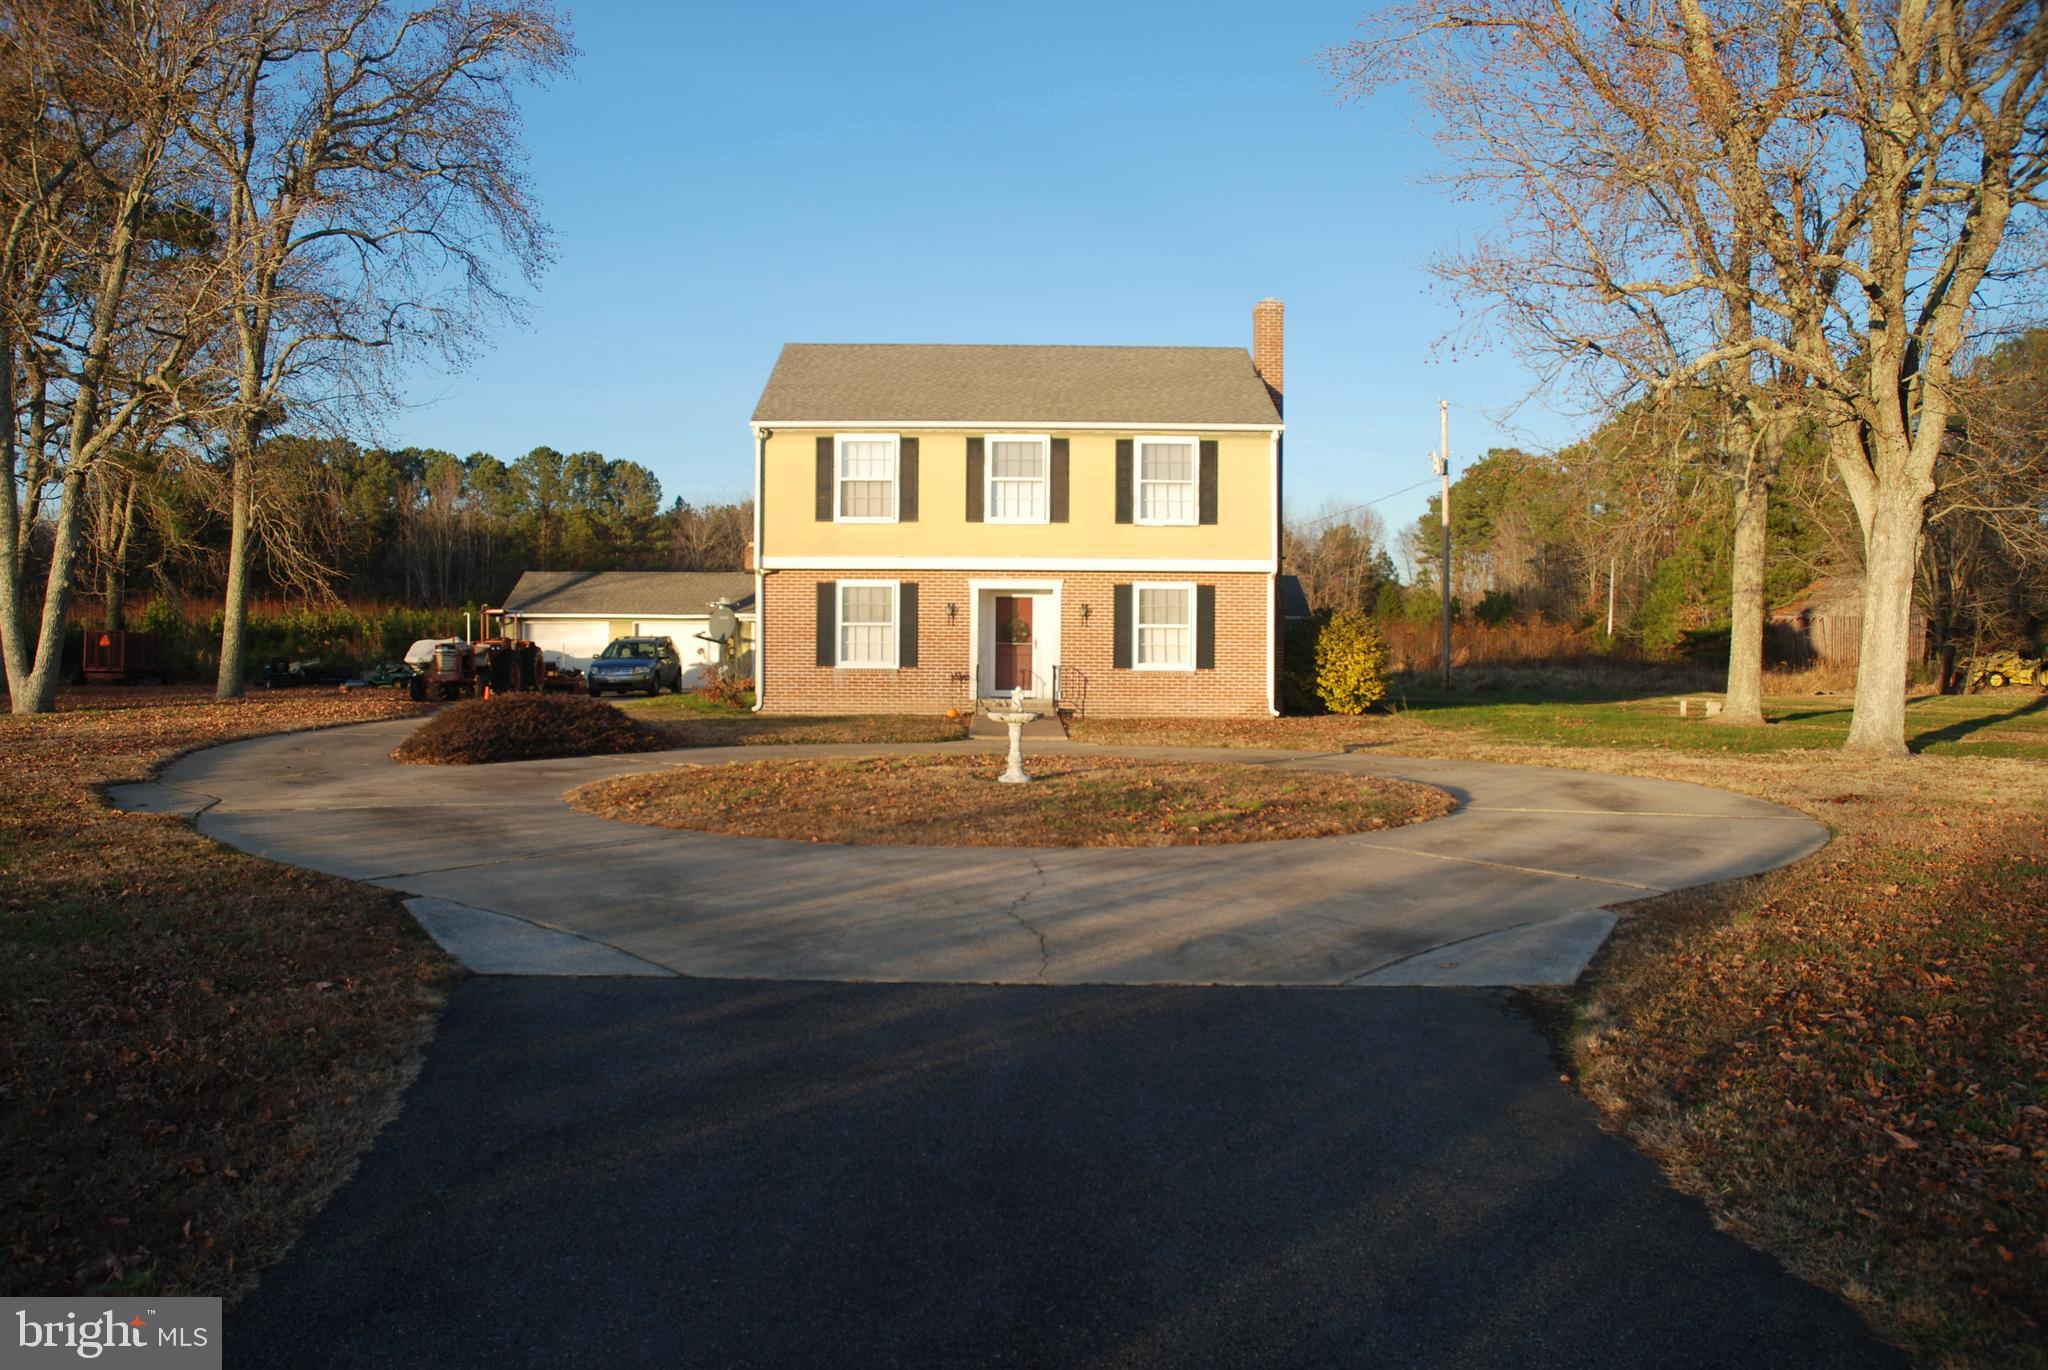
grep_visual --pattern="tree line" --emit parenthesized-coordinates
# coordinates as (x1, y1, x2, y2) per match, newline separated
(52, 435, 753, 625)
(1285, 327, 2047, 685)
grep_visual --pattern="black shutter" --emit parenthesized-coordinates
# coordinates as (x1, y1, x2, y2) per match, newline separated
(966, 437, 984, 522)
(1049, 438, 1069, 522)
(898, 582, 918, 667)
(1112, 584, 1133, 669)
(815, 581, 836, 666)
(1196, 584, 1217, 669)
(1198, 440, 1219, 525)
(815, 437, 834, 521)
(1115, 440, 1134, 524)
(899, 437, 919, 521)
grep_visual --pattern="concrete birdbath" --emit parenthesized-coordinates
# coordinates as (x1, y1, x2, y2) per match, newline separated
(985, 686, 1039, 784)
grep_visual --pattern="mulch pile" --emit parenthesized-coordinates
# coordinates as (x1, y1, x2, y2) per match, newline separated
(392, 693, 670, 765)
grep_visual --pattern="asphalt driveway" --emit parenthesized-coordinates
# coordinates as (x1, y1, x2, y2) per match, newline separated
(227, 978, 1901, 1369)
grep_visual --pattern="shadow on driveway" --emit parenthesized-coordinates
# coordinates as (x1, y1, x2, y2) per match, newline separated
(229, 979, 1901, 1369)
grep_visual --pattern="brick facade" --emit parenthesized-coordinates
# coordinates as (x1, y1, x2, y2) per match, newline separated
(760, 569, 1276, 717)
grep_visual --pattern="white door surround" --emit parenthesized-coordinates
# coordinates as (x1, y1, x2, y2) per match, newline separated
(967, 579, 1062, 703)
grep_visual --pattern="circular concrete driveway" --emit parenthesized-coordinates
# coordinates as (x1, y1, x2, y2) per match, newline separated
(128, 719, 1826, 987)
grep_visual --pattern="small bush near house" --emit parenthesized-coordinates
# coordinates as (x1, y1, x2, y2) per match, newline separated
(1315, 610, 1391, 714)
(392, 693, 668, 765)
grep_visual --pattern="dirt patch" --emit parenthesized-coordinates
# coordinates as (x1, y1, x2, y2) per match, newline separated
(569, 754, 1453, 847)
(0, 685, 453, 1300)
(392, 693, 669, 765)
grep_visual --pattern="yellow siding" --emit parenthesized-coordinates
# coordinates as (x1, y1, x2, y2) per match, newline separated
(760, 429, 1275, 563)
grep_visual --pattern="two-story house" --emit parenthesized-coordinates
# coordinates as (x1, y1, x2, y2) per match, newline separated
(747, 299, 1286, 717)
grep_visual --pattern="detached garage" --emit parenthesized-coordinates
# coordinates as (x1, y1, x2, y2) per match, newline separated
(499, 571, 755, 687)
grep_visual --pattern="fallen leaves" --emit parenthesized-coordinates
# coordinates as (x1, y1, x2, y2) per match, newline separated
(1, 685, 453, 1301)
(571, 754, 1454, 848)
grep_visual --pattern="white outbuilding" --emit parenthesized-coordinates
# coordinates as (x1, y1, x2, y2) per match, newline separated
(498, 571, 755, 687)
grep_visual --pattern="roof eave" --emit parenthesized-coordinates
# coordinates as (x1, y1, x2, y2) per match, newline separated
(749, 417, 1284, 431)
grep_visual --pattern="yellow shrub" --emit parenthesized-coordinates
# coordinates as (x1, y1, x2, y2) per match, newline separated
(1315, 610, 1390, 714)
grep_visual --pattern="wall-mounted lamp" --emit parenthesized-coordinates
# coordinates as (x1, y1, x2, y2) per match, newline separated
(1080, 604, 1092, 623)
(945, 602, 957, 620)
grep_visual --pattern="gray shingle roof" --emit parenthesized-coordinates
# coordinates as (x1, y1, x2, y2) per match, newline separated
(752, 344, 1282, 426)
(502, 571, 755, 617)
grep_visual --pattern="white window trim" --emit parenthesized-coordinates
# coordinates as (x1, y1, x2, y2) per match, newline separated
(836, 578, 900, 669)
(1132, 579, 1197, 672)
(1134, 435, 1200, 527)
(834, 433, 900, 524)
(983, 433, 1051, 525)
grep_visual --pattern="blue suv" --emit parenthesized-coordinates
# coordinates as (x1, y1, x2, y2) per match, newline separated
(587, 636, 683, 697)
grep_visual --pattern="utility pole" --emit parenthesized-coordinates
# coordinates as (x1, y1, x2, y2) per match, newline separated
(1606, 555, 1617, 638)
(1434, 399, 1451, 691)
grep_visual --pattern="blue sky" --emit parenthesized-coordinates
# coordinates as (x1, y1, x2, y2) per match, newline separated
(388, 0, 1581, 543)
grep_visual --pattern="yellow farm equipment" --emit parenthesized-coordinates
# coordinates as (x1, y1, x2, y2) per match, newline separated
(1965, 649, 2045, 690)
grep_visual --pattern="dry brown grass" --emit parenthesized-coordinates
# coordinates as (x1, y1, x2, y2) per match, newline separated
(570, 754, 1452, 847)
(1065, 714, 1402, 751)
(0, 685, 455, 1299)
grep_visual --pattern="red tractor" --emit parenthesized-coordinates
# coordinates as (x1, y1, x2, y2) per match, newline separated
(404, 636, 546, 701)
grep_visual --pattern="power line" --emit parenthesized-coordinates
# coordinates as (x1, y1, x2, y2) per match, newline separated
(1290, 476, 1439, 530)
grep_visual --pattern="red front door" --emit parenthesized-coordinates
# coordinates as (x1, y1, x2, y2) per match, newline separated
(994, 596, 1033, 693)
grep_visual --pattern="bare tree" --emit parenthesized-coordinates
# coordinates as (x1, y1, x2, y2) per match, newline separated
(184, 0, 571, 698)
(0, 0, 220, 712)
(1332, 0, 2048, 753)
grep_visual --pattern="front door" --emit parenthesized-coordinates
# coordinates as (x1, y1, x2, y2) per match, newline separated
(994, 596, 1033, 693)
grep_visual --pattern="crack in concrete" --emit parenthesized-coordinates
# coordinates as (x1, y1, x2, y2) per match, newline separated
(401, 895, 682, 978)
(1461, 806, 1809, 821)
(1339, 912, 1563, 986)
(1341, 839, 1667, 893)
(360, 832, 677, 882)
(997, 854, 1052, 979)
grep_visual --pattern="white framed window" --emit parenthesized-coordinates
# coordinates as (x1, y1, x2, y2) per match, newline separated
(835, 434, 899, 522)
(1135, 437, 1198, 525)
(1133, 581, 1195, 671)
(985, 434, 1049, 524)
(838, 579, 898, 668)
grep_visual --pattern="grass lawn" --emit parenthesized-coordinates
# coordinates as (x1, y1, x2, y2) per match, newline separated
(1072, 686, 2048, 763)
(0, 685, 454, 1300)
(571, 754, 1451, 847)
(616, 691, 970, 746)
(1394, 684, 2048, 760)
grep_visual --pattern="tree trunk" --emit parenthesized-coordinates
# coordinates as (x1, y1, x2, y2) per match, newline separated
(13, 466, 86, 714)
(103, 472, 137, 632)
(0, 344, 26, 698)
(1720, 457, 1770, 726)
(216, 445, 254, 700)
(1844, 487, 1924, 756)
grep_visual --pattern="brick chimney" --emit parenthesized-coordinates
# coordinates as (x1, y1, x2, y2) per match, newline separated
(1252, 298, 1284, 416)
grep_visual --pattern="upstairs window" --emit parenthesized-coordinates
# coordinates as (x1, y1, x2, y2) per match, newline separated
(986, 435, 1049, 523)
(1136, 438, 1197, 524)
(836, 435, 899, 522)
(1134, 582, 1194, 670)
(839, 581, 897, 667)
